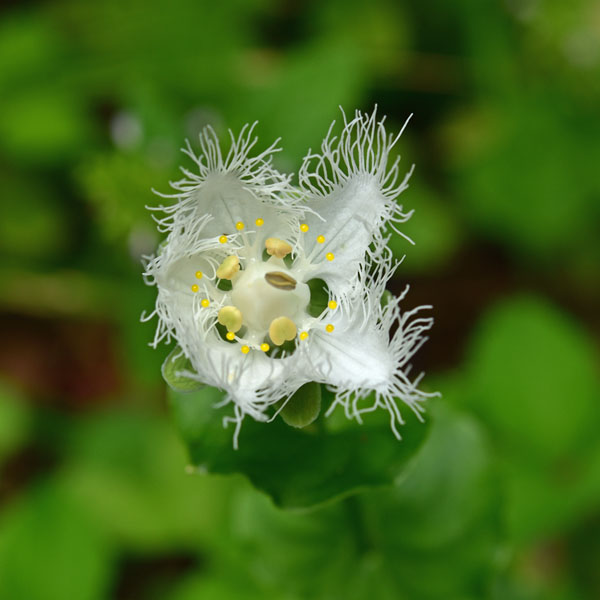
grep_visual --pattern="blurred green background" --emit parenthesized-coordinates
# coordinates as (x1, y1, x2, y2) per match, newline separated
(0, 0, 599, 598)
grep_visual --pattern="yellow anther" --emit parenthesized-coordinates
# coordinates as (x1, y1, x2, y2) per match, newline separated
(201, 299, 210, 308)
(226, 331, 236, 341)
(299, 331, 309, 341)
(217, 306, 243, 333)
(328, 300, 337, 310)
(195, 271, 203, 279)
(241, 345, 250, 354)
(325, 324, 334, 333)
(260, 342, 270, 352)
(235, 221, 244, 230)
(216, 255, 240, 280)
(269, 316, 297, 346)
(219, 235, 227, 244)
(316, 235, 325, 244)
(326, 252, 335, 261)
(265, 237, 292, 259)
(300, 223, 309, 233)
(191, 284, 199, 293)
(255, 218, 264, 226)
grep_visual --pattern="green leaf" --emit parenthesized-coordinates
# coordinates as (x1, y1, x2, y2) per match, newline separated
(279, 382, 322, 428)
(0, 171, 70, 263)
(170, 386, 430, 509)
(0, 88, 90, 165)
(61, 410, 233, 550)
(447, 96, 600, 258)
(225, 401, 501, 600)
(0, 482, 113, 600)
(503, 440, 600, 544)
(228, 37, 367, 165)
(76, 151, 171, 243)
(466, 295, 599, 462)
(465, 296, 600, 543)
(0, 382, 30, 463)
(387, 180, 461, 273)
(168, 570, 268, 600)
(162, 346, 205, 393)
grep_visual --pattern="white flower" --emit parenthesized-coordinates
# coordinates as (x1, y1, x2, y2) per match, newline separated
(143, 108, 437, 447)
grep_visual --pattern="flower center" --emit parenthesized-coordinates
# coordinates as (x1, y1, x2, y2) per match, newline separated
(184, 224, 336, 352)
(230, 259, 310, 339)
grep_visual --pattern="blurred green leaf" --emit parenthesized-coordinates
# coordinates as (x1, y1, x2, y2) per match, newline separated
(168, 569, 268, 600)
(0, 171, 70, 264)
(446, 96, 600, 259)
(230, 37, 367, 165)
(117, 277, 170, 385)
(388, 179, 461, 272)
(311, 0, 411, 78)
(50, 0, 256, 99)
(0, 383, 30, 463)
(466, 296, 600, 543)
(466, 295, 599, 462)
(61, 410, 233, 550)
(77, 151, 169, 243)
(0, 482, 113, 600)
(361, 402, 502, 599)
(226, 401, 501, 600)
(170, 386, 429, 509)
(503, 437, 600, 544)
(0, 88, 91, 165)
(0, 13, 65, 91)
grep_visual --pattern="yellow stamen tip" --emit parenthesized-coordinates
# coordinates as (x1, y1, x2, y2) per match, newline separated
(226, 332, 235, 341)
(255, 218, 264, 226)
(299, 331, 309, 341)
(216, 255, 240, 280)
(269, 316, 297, 346)
(328, 300, 337, 310)
(260, 343, 270, 352)
(219, 235, 227, 244)
(316, 235, 325, 244)
(195, 271, 203, 279)
(217, 305, 243, 333)
(201, 299, 210, 308)
(241, 345, 250, 354)
(326, 252, 334, 261)
(265, 237, 292, 259)
(300, 223, 309, 233)
(325, 324, 334, 333)
(235, 221, 244, 230)
(191, 284, 199, 293)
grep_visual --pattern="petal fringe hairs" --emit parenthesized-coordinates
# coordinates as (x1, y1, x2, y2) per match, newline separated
(142, 107, 439, 448)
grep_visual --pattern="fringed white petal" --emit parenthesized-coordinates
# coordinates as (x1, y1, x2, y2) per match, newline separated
(313, 294, 437, 439)
(297, 107, 414, 293)
(303, 247, 437, 438)
(176, 331, 307, 448)
(148, 123, 303, 238)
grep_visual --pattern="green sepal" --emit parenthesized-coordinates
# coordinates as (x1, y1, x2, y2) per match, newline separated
(279, 382, 321, 428)
(161, 346, 205, 393)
